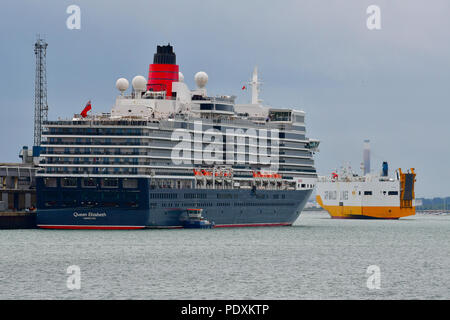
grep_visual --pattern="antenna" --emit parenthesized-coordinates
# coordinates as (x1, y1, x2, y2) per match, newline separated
(34, 35, 48, 146)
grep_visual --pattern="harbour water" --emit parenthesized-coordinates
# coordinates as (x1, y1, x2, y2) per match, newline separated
(0, 211, 448, 300)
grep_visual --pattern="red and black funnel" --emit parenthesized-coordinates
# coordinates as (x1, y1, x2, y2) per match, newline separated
(147, 44, 179, 97)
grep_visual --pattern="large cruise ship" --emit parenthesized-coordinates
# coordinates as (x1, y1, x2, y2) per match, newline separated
(35, 44, 319, 229)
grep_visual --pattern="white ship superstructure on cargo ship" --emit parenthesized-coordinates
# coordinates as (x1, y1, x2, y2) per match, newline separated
(35, 44, 319, 229)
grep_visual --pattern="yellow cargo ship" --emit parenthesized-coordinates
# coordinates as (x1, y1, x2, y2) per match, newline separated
(316, 162, 416, 219)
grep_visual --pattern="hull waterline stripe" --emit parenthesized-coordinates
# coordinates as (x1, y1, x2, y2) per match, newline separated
(38, 223, 292, 229)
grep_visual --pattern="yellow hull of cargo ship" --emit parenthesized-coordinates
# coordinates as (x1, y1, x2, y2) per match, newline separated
(316, 196, 415, 219)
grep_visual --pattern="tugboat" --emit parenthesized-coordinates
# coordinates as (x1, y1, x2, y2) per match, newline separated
(180, 209, 214, 229)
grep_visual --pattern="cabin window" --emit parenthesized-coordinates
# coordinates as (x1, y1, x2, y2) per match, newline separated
(62, 178, 77, 188)
(44, 178, 57, 188)
(294, 115, 304, 123)
(83, 178, 97, 188)
(200, 103, 214, 110)
(102, 178, 118, 188)
(184, 193, 206, 199)
(364, 191, 372, 195)
(388, 191, 398, 195)
(123, 179, 138, 189)
(217, 193, 233, 199)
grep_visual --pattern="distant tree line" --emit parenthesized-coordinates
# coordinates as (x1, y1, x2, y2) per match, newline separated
(417, 197, 450, 210)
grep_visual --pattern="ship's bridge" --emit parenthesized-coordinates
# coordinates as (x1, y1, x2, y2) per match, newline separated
(191, 96, 236, 117)
(268, 109, 305, 124)
(199, 102, 234, 115)
(305, 139, 320, 152)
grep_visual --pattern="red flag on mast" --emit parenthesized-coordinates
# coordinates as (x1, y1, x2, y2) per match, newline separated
(80, 100, 92, 118)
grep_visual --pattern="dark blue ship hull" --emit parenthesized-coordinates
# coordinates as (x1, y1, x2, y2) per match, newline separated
(36, 178, 312, 229)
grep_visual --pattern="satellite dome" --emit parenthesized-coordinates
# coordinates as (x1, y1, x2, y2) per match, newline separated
(116, 78, 129, 92)
(194, 71, 208, 88)
(178, 72, 184, 82)
(132, 75, 147, 92)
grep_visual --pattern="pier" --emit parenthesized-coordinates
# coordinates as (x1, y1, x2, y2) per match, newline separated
(0, 211, 36, 229)
(0, 161, 38, 229)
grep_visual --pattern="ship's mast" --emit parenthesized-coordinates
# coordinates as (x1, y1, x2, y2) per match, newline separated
(34, 36, 48, 147)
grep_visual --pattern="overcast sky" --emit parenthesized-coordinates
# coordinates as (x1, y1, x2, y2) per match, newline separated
(0, 0, 449, 197)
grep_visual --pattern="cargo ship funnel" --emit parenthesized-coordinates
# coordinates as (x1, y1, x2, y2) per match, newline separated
(363, 139, 370, 175)
(382, 161, 388, 177)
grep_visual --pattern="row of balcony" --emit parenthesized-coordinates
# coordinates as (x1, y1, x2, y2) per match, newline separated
(43, 130, 143, 136)
(40, 159, 141, 165)
(43, 141, 143, 146)
(42, 150, 148, 156)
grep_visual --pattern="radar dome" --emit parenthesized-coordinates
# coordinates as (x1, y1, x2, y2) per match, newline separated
(178, 72, 184, 82)
(132, 75, 147, 92)
(194, 71, 208, 88)
(116, 78, 129, 92)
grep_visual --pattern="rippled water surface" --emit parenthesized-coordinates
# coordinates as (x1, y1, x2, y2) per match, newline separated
(0, 211, 448, 299)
